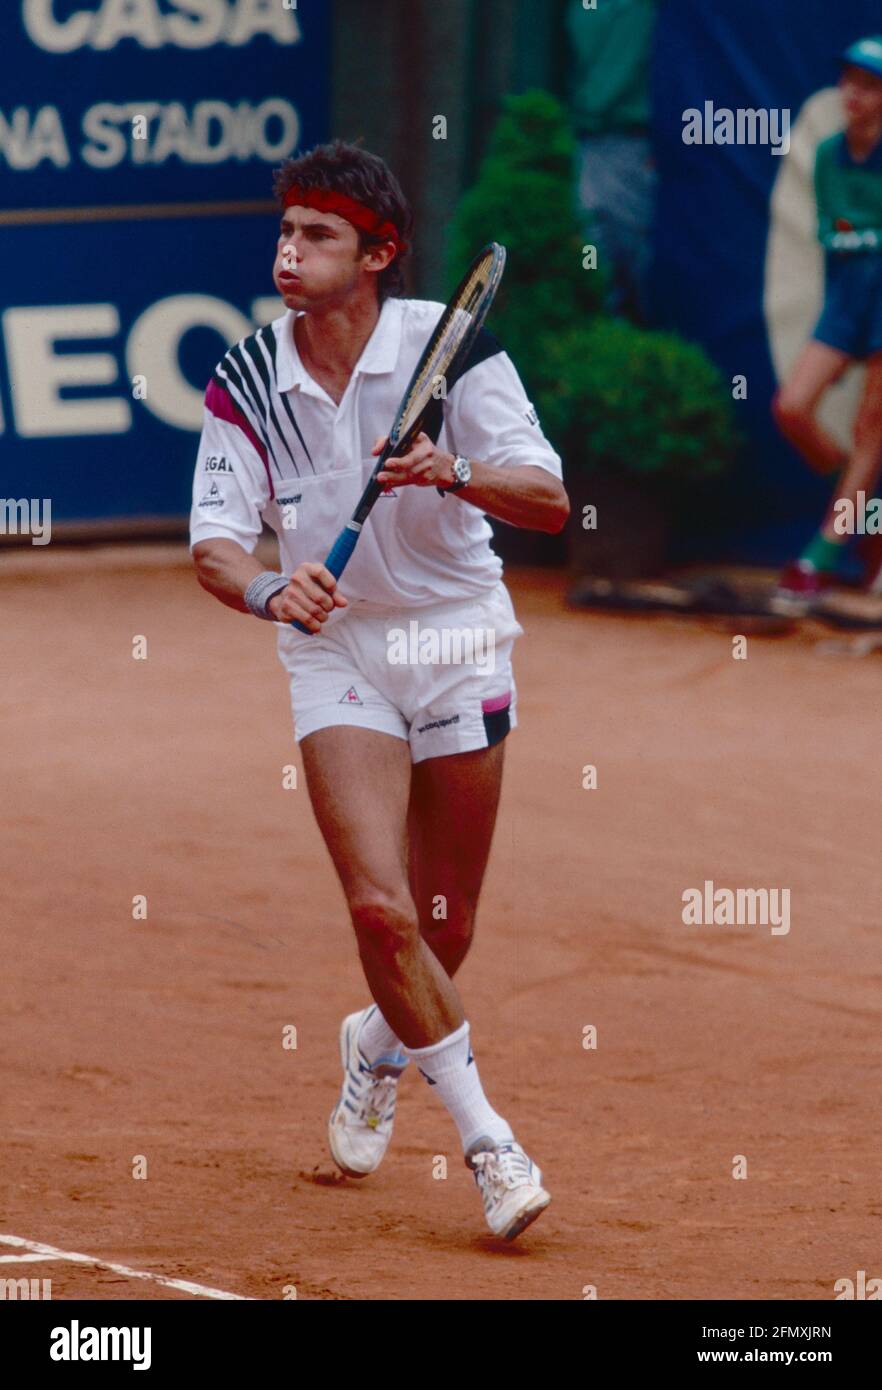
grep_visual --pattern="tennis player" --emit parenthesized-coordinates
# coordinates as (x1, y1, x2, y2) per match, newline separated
(773, 36, 882, 608)
(190, 141, 569, 1241)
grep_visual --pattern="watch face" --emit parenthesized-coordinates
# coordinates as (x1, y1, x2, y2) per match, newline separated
(454, 456, 471, 483)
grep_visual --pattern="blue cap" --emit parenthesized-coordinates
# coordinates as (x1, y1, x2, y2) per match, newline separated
(843, 36, 882, 81)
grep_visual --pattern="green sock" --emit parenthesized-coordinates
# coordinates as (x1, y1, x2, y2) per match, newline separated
(800, 533, 845, 573)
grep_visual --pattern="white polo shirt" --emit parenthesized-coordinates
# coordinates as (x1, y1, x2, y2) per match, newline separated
(189, 296, 563, 611)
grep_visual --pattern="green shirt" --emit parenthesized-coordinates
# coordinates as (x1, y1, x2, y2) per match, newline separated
(814, 132, 882, 252)
(566, 0, 657, 137)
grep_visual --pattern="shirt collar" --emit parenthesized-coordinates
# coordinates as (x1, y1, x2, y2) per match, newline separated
(274, 298, 403, 395)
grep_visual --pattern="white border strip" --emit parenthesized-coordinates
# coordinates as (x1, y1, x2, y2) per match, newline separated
(0, 1234, 253, 1301)
(0, 1254, 70, 1265)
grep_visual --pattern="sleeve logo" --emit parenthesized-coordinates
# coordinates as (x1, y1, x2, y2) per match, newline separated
(198, 481, 225, 509)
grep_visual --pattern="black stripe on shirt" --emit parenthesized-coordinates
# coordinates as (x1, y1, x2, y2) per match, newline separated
(225, 343, 283, 466)
(420, 326, 504, 445)
(258, 325, 317, 474)
(240, 335, 303, 478)
(214, 358, 280, 480)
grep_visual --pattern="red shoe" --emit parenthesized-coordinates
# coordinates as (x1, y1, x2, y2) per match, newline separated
(771, 560, 830, 614)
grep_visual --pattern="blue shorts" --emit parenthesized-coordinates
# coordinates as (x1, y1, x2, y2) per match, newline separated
(813, 252, 882, 359)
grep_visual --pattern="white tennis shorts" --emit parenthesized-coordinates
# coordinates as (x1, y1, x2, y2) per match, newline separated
(275, 580, 524, 762)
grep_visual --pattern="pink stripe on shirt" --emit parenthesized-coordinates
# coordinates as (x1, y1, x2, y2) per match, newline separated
(205, 378, 273, 498)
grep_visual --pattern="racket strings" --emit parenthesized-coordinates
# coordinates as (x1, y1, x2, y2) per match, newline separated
(396, 255, 496, 437)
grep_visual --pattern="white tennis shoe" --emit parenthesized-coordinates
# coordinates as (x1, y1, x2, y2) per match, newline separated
(328, 1009, 408, 1178)
(465, 1137, 551, 1240)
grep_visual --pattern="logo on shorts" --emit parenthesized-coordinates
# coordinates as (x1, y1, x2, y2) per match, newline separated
(339, 686, 363, 705)
(198, 481, 225, 509)
(414, 714, 460, 735)
(524, 404, 539, 427)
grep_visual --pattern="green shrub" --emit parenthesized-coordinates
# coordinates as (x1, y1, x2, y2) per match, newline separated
(542, 318, 739, 482)
(446, 89, 606, 392)
(447, 89, 738, 488)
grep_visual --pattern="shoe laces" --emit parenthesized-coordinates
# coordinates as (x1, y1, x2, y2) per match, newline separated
(471, 1145, 532, 1193)
(355, 1071, 398, 1129)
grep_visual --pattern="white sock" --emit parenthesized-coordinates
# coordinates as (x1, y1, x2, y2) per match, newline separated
(358, 1005, 406, 1068)
(405, 1021, 513, 1154)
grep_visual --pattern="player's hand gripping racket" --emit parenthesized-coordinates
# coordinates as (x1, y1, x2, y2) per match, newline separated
(291, 241, 506, 633)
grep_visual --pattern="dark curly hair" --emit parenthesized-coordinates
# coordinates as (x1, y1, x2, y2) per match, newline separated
(273, 140, 413, 303)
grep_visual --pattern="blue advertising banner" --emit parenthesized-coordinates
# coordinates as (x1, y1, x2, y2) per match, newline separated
(651, 0, 882, 562)
(0, 0, 329, 526)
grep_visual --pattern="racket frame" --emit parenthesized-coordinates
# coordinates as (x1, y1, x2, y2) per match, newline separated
(291, 240, 506, 630)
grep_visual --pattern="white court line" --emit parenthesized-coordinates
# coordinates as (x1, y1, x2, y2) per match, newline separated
(0, 1254, 71, 1264)
(0, 1234, 254, 1301)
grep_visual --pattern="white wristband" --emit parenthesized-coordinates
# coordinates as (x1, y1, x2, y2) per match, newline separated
(244, 571, 289, 620)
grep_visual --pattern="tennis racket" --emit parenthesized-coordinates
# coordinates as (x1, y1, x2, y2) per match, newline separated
(291, 241, 507, 634)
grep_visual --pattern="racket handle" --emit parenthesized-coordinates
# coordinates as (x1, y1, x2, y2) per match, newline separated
(290, 523, 362, 635)
(325, 522, 361, 578)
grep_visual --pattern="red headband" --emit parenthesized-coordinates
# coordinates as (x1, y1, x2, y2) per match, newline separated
(283, 185, 408, 255)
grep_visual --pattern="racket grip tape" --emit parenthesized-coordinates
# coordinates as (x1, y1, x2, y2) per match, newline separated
(290, 523, 362, 635)
(325, 522, 361, 578)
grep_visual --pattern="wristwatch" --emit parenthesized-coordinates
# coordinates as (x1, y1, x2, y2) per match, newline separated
(437, 455, 471, 497)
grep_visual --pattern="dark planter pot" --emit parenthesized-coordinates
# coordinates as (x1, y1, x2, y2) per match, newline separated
(566, 471, 670, 580)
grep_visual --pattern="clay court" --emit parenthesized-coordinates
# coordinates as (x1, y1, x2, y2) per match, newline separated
(2, 545, 879, 1301)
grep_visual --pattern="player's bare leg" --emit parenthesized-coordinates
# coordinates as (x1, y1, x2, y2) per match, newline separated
(400, 739, 548, 1238)
(300, 726, 461, 1047)
(406, 742, 506, 978)
(772, 340, 851, 475)
(303, 725, 548, 1234)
